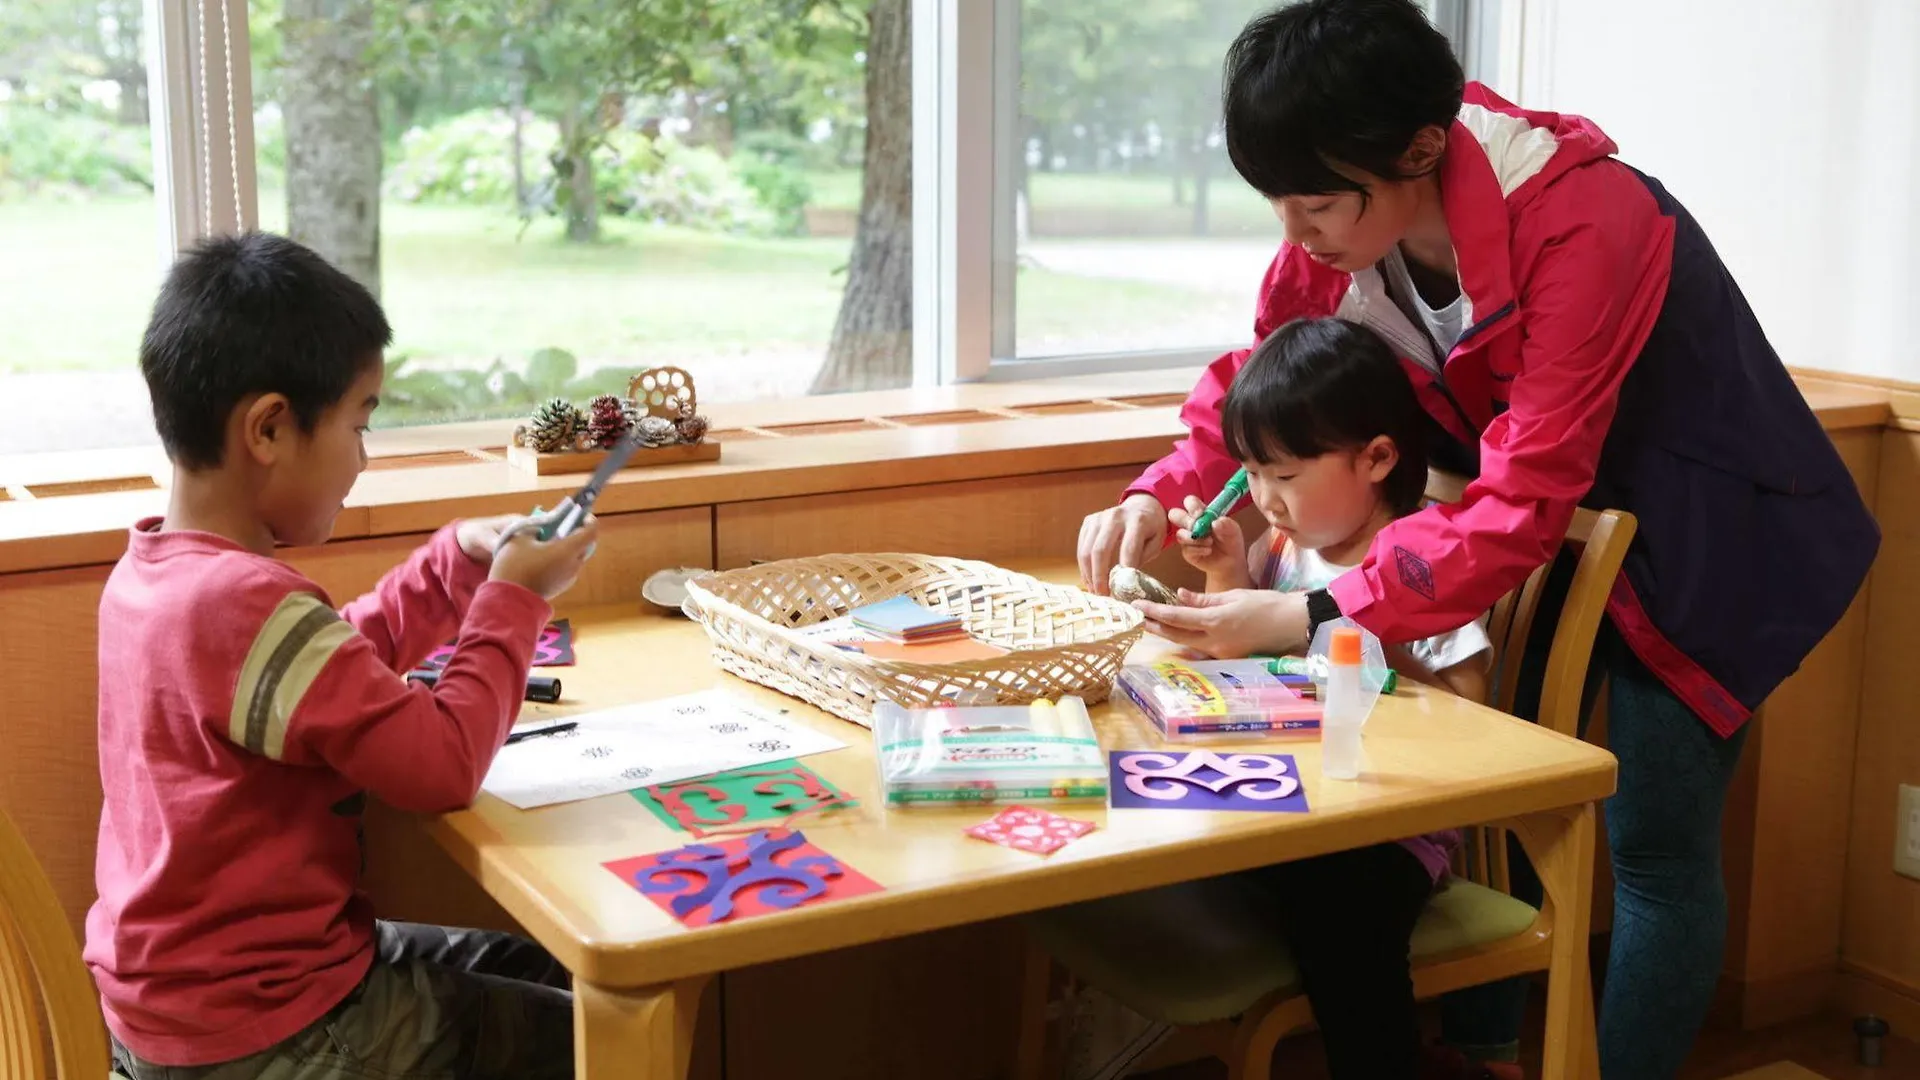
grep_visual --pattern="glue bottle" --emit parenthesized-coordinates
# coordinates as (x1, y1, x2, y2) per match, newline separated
(1320, 627, 1365, 780)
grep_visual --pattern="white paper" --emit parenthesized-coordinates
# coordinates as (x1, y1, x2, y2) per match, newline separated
(480, 691, 846, 810)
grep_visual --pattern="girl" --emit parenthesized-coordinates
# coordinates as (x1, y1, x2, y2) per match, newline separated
(1170, 316, 1494, 1080)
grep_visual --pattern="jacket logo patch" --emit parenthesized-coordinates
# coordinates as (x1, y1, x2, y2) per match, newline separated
(1393, 546, 1436, 601)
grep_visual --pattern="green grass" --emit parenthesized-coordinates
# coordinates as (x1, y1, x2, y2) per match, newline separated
(0, 180, 1251, 398)
(802, 168, 1275, 233)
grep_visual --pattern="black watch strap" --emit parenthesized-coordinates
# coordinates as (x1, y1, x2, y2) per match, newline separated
(1305, 588, 1343, 642)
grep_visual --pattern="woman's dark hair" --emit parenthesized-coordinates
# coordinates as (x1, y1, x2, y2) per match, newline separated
(1223, 0, 1464, 199)
(1222, 318, 1428, 515)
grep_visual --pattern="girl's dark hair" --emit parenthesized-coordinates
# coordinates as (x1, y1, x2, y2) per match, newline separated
(1222, 318, 1428, 515)
(1222, 0, 1464, 199)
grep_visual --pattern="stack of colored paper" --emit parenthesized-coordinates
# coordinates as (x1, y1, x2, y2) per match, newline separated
(851, 596, 967, 643)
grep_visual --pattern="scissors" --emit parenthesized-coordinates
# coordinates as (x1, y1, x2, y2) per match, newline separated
(495, 435, 640, 551)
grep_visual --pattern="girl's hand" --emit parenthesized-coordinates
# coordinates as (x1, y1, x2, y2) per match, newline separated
(1169, 496, 1249, 588)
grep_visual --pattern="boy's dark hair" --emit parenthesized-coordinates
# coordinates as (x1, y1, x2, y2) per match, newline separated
(1223, 0, 1464, 199)
(140, 232, 391, 470)
(1222, 318, 1429, 515)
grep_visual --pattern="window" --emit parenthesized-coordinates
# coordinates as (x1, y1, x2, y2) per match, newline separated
(976, 0, 1488, 379)
(0, 0, 162, 455)
(246, 0, 914, 431)
(0, 0, 1492, 457)
(1008, 1, 1280, 364)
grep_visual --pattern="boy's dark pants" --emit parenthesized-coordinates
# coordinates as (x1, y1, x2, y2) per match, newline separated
(111, 921, 573, 1080)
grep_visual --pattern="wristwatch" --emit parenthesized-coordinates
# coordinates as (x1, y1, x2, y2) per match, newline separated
(1305, 588, 1342, 643)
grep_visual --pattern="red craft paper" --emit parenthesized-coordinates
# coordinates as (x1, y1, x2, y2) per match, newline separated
(964, 806, 1096, 855)
(605, 830, 883, 928)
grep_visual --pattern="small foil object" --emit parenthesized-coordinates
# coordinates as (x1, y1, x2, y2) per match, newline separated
(1107, 566, 1180, 605)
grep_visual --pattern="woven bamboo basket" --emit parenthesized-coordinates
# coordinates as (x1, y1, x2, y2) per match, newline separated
(681, 553, 1144, 726)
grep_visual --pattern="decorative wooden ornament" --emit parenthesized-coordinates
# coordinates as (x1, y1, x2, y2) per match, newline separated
(629, 366, 697, 420)
(506, 366, 720, 476)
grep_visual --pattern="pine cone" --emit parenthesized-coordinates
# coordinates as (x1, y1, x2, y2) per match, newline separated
(675, 412, 709, 444)
(586, 394, 633, 448)
(635, 415, 679, 447)
(526, 397, 585, 453)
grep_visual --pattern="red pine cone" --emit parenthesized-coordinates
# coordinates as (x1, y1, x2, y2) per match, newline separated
(586, 394, 633, 448)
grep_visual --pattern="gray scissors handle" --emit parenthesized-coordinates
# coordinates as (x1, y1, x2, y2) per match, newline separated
(492, 499, 574, 552)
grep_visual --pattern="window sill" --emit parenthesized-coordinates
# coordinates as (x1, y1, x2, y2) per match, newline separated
(0, 369, 1891, 576)
(0, 370, 1198, 574)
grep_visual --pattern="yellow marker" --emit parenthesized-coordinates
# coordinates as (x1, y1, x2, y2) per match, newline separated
(1029, 698, 1059, 737)
(1058, 695, 1094, 741)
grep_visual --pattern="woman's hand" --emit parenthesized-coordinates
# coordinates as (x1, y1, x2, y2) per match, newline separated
(1078, 493, 1169, 593)
(1169, 495, 1251, 591)
(1134, 588, 1309, 658)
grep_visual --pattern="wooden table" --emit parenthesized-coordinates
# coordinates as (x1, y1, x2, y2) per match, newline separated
(422, 596, 1617, 1080)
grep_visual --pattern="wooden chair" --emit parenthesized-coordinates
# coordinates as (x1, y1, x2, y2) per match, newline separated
(1013, 475, 1635, 1080)
(1, 804, 114, 1079)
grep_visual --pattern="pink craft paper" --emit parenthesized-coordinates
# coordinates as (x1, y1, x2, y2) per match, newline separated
(964, 805, 1096, 855)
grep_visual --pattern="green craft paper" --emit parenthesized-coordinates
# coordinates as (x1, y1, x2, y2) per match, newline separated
(631, 759, 857, 833)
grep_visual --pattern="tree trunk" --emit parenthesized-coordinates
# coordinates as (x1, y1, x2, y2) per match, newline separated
(811, 0, 912, 394)
(1190, 140, 1210, 237)
(282, 0, 381, 295)
(557, 100, 600, 243)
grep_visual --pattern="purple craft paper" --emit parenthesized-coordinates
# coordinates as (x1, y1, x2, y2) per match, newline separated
(421, 618, 575, 670)
(1107, 750, 1309, 812)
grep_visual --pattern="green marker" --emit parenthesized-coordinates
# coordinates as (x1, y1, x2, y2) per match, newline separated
(1187, 467, 1249, 540)
(1261, 655, 1398, 695)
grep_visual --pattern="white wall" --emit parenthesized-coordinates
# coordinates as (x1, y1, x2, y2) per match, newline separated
(1502, 0, 1920, 381)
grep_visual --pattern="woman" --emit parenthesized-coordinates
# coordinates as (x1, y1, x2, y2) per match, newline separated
(1077, 1, 1880, 1077)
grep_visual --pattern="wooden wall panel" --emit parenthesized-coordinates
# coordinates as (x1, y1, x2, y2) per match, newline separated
(714, 465, 1194, 591)
(0, 563, 113, 939)
(1841, 430, 1920, 1003)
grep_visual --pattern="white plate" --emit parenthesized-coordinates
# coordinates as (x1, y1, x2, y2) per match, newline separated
(641, 566, 708, 613)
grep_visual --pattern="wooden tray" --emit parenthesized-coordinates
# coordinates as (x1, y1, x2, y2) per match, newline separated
(506, 440, 720, 476)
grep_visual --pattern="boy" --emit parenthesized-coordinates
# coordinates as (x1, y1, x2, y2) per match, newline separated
(87, 232, 598, 1079)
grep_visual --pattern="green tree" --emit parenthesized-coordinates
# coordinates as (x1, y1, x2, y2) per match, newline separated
(0, 0, 148, 121)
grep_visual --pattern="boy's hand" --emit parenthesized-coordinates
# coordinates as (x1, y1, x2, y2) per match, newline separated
(489, 517, 600, 600)
(456, 515, 530, 564)
(1169, 496, 1247, 581)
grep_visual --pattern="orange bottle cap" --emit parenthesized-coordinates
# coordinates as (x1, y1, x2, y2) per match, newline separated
(1330, 627, 1362, 666)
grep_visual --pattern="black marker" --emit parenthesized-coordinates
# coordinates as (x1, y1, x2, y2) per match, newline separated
(406, 669, 563, 704)
(504, 721, 578, 745)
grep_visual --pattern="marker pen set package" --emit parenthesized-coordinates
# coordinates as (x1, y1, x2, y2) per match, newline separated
(1116, 657, 1323, 740)
(873, 697, 1107, 806)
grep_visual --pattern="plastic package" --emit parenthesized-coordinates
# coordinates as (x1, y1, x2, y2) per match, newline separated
(1116, 657, 1323, 740)
(873, 696, 1108, 805)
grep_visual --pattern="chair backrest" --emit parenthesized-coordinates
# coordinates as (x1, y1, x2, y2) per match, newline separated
(1423, 469, 1636, 738)
(0, 804, 108, 1079)
(1425, 469, 1637, 891)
